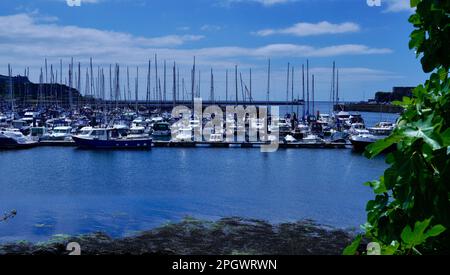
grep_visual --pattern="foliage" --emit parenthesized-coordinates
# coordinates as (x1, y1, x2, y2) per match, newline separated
(345, 0, 450, 255)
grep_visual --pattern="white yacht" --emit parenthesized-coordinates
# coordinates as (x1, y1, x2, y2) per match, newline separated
(302, 134, 325, 144)
(0, 128, 38, 149)
(350, 121, 396, 151)
(127, 126, 149, 139)
(348, 123, 369, 135)
(41, 126, 73, 141)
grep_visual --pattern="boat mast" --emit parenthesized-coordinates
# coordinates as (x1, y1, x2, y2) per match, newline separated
(332, 61, 336, 113)
(302, 64, 305, 119)
(163, 60, 167, 103)
(210, 68, 214, 103)
(266, 59, 271, 113)
(173, 62, 176, 108)
(336, 69, 339, 105)
(146, 60, 151, 104)
(286, 62, 290, 108)
(235, 65, 238, 106)
(306, 59, 309, 116)
(291, 66, 294, 114)
(191, 56, 195, 111)
(69, 57, 74, 110)
(8, 64, 13, 114)
(312, 74, 315, 116)
(249, 68, 252, 102)
(225, 69, 228, 103)
(135, 66, 139, 113)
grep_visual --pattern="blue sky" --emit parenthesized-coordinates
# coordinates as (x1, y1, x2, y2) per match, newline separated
(0, 0, 426, 101)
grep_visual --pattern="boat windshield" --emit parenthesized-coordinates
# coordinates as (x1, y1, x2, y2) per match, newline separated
(154, 123, 170, 131)
(91, 130, 106, 136)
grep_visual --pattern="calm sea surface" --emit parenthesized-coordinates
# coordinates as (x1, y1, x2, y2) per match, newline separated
(0, 103, 399, 243)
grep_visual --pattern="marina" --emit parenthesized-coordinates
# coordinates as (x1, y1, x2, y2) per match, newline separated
(0, 55, 401, 243)
(0, 59, 400, 152)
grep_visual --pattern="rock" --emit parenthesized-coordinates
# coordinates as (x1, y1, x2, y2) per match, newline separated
(0, 217, 354, 255)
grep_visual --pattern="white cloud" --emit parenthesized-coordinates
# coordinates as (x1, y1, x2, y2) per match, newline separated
(200, 25, 223, 32)
(383, 0, 415, 13)
(255, 21, 360, 37)
(0, 13, 391, 64)
(0, 13, 394, 100)
(0, 13, 204, 49)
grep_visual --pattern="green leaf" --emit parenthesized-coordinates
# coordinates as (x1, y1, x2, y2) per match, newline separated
(364, 134, 401, 158)
(403, 116, 442, 150)
(343, 235, 362, 255)
(382, 241, 400, 255)
(441, 128, 450, 146)
(400, 219, 445, 249)
(410, 0, 419, 8)
(424, 225, 446, 239)
(365, 180, 387, 194)
(401, 219, 431, 247)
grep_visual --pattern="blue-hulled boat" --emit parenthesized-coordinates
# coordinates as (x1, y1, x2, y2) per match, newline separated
(72, 128, 152, 150)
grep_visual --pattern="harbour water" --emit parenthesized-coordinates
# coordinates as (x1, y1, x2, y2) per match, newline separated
(0, 103, 399, 243)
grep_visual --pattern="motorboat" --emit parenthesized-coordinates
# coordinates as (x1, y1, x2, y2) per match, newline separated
(127, 126, 149, 139)
(349, 122, 396, 152)
(11, 119, 31, 135)
(302, 134, 325, 144)
(348, 123, 369, 136)
(283, 135, 297, 143)
(41, 126, 73, 141)
(152, 122, 171, 137)
(72, 128, 152, 149)
(0, 128, 38, 149)
(269, 118, 291, 135)
(29, 126, 48, 141)
(0, 114, 10, 128)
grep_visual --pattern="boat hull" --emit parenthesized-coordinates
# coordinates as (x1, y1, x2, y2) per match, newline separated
(72, 136, 152, 150)
(350, 138, 396, 153)
(349, 139, 372, 152)
(0, 137, 38, 149)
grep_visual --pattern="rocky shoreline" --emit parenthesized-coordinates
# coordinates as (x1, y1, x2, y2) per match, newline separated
(0, 217, 356, 255)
